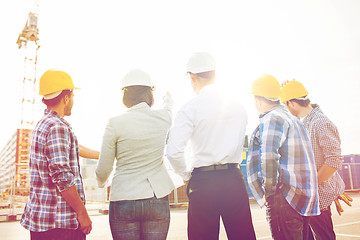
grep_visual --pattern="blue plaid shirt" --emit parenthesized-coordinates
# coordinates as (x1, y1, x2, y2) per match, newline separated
(21, 109, 85, 232)
(247, 105, 320, 216)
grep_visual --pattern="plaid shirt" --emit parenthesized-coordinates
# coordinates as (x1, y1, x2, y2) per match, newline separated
(20, 109, 85, 232)
(302, 104, 345, 210)
(247, 105, 320, 216)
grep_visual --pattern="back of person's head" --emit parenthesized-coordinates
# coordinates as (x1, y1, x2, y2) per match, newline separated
(121, 69, 155, 108)
(254, 95, 280, 105)
(192, 70, 216, 81)
(123, 86, 154, 108)
(280, 80, 310, 106)
(186, 52, 216, 80)
(42, 89, 72, 107)
(251, 74, 281, 104)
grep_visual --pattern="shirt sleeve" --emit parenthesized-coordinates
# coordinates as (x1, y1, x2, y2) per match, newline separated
(46, 124, 75, 192)
(318, 121, 343, 169)
(96, 119, 117, 188)
(247, 126, 266, 207)
(259, 115, 284, 197)
(166, 106, 193, 181)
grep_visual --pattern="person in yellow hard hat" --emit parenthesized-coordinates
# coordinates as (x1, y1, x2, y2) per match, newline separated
(20, 69, 99, 240)
(281, 80, 352, 240)
(247, 74, 320, 240)
(96, 69, 175, 240)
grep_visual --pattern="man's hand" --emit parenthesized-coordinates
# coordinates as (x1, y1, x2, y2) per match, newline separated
(334, 192, 353, 216)
(60, 185, 93, 235)
(163, 91, 171, 100)
(77, 209, 92, 235)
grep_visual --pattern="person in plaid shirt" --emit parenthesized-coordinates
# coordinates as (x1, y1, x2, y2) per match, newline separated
(281, 80, 351, 240)
(20, 70, 99, 240)
(247, 74, 320, 240)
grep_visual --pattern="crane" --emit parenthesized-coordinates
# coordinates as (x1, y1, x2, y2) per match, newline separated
(0, 2, 41, 221)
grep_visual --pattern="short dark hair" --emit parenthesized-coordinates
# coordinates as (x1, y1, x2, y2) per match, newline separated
(255, 95, 280, 105)
(123, 86, 154, 108)
(287, 96, 311, 107)
(191, 70, 216, 81)
(42, 90, 72, 107)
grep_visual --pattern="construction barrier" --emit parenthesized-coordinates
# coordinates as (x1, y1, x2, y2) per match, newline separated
(339, 163, 360, 191)
(169, 183, 188, 206)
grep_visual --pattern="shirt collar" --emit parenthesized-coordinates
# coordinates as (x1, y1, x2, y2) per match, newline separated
(45, 109, 72, 129)
(303, 104, 321, 123)
(259, 104, 284, 119)
(127, 102, 150, 112)
(199, 83, 216, 95)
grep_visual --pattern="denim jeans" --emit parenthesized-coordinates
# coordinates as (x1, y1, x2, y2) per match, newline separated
(266, 191, 311, 240)
(307, 206, 336, 240)
(109, 196, 170, 240)
(30, 228, 85, 240)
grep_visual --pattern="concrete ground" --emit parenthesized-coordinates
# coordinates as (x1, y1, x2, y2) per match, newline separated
(0, 192, 359, 239)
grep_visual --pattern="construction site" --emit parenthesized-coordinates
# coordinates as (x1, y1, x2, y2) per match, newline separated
(1, 1, 360, 239)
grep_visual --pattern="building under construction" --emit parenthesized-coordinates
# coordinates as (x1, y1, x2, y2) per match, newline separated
(0, 129, 32, 199)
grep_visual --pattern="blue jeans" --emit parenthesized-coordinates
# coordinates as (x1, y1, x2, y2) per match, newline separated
(307, 207, 336, 240)
(266, 191, 311, 240)
(109, 196, 170, 240)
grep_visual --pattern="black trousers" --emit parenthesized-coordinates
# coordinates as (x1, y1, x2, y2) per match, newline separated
(187, 168, 256, 240)
(308, 207, 336, 240)
(30, 228, 85, 240)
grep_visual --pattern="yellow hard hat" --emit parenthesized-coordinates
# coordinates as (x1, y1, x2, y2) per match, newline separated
(39, 70, 78, 97)
(251, 74, 280, 99)
(280, 80, 308, 103)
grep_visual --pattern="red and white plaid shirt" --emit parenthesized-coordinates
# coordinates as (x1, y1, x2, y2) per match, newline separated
(302, 104, 345, 211)
(20, 109, 85, 232)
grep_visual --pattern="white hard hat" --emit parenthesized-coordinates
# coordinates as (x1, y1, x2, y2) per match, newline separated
(121, 69, 155, 90)
(186, 52, 216, 74)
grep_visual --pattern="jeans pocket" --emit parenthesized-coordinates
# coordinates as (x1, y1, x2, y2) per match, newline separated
(284, 218, 303, 232)
(282, 201, 304, 233)
(110, 201, 136, 221)
(149, 197, 170, 220)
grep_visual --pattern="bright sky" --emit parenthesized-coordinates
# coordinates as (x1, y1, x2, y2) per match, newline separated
(1, 0, 359, 154)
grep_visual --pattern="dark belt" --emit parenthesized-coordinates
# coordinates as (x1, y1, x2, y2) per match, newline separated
(193, 163, 239, 173)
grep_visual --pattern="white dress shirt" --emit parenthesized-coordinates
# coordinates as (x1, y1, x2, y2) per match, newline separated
(166, 84, 248, 180)
(96, 95, 175, 201)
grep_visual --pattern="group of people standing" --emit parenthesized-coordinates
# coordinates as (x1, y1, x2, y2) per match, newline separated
(20, 51, 351, 240)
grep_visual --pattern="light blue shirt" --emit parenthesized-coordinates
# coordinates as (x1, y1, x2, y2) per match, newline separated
(247, 105, 320, 216)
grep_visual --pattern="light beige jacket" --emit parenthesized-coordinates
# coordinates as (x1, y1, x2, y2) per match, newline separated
(96, 97, 175, 201)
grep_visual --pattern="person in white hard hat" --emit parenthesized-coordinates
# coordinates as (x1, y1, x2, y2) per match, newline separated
(166, 52, 256, 239)
(20, 70, 100, 240)
(96, 69, 175, 240)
